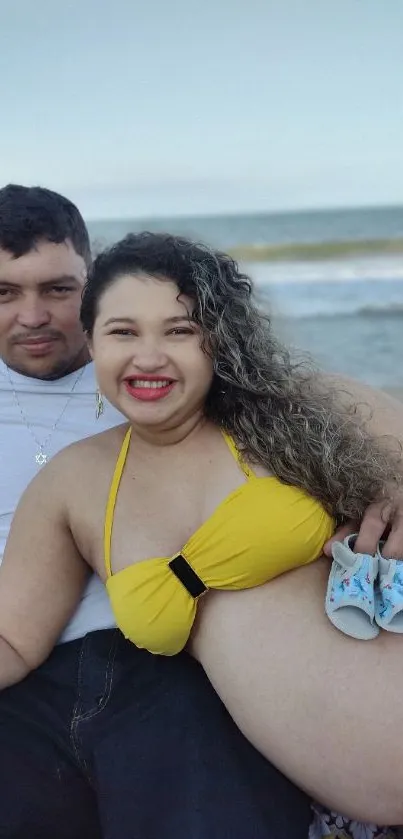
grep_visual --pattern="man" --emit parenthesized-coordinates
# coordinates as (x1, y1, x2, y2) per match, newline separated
(0, 184, 402, 838)
(0, 184, 313, 839)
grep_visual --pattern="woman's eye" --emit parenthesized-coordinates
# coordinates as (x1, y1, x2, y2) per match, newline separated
(110, 329, 135, 336)
(169, 327, 194, 336)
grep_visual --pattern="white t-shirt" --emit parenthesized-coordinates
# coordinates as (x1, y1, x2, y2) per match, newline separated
(0, 359, 123, 643)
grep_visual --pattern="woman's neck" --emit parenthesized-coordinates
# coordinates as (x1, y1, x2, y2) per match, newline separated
(130, 411, 208, 449)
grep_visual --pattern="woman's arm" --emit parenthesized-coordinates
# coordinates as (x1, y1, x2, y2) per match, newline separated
(0, 461, 88, 688)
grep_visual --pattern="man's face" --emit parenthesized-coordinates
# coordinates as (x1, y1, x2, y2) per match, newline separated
(0, 239, 89, 379)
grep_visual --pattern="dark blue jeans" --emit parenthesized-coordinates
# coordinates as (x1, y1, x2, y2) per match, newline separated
(0, 629, 310, 838)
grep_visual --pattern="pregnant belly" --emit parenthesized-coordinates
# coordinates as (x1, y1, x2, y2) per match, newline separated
(190, 557, 403, 825)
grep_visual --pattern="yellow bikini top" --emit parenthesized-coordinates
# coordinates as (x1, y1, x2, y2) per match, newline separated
(105, 427, 334, 656)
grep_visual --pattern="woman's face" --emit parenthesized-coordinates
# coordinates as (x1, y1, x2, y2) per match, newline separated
(90, 272, 214, 432)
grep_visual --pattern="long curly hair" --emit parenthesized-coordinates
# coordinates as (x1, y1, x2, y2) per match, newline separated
(81, 232, 402, 521)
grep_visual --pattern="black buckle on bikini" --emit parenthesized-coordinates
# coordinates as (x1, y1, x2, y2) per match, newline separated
(168, 554, 207, 598)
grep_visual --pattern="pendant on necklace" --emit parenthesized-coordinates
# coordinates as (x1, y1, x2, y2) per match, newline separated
(36, 450, 48, 465)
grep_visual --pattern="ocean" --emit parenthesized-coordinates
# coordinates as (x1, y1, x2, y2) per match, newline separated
(87, 206, 403, 390)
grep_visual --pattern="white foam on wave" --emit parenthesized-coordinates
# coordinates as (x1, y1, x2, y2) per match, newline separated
(245, 255, 403, 286)
(275, 303, 403, 320)
(253, 263, 403, 320)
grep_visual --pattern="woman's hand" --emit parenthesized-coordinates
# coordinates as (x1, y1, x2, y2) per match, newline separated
(324, 489, 403, 559)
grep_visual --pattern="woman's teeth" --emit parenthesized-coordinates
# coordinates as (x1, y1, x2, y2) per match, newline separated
(129, 380, 171, 389)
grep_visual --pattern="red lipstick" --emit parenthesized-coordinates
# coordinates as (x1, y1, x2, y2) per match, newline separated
(124, 375, 176, 402)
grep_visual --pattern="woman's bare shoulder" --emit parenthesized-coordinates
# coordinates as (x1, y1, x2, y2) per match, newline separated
(64, 422, 128, 458)
(36, 423, 129, 491)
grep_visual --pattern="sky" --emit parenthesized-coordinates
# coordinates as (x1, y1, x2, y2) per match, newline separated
(1, 0, 403, 219)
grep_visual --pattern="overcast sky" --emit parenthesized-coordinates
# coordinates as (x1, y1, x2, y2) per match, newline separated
(1, 0, 403, 218)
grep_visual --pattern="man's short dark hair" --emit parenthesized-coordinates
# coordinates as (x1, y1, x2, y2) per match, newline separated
(0, 184, 91, 266)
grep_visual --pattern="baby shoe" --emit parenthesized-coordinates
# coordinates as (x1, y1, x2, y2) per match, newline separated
(325, 534, 379, 640)
(375, 544, 403, 633)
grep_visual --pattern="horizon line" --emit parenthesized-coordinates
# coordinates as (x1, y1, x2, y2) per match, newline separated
(85, 200, 403, 224)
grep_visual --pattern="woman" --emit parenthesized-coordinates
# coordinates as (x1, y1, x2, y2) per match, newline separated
(0, 233, 402, 827)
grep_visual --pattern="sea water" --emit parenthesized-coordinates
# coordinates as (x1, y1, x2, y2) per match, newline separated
(88, 206, 403, 388)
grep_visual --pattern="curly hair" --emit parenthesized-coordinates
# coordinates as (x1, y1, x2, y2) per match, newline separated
(81, 232, 402, 521)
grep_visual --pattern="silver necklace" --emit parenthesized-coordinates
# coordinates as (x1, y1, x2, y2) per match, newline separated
(7, 365, 86, 466)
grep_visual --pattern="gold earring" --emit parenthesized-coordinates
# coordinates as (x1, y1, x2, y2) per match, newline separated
(95, 388, 104, 420)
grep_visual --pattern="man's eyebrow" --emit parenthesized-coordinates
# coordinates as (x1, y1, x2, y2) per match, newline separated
(0, 275, 81, 288)
(39, 275, 81, 287)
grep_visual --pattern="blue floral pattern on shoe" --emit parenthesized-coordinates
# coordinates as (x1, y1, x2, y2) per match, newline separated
(376, 559, 403, 622)
(326, 535, 379, 639)
(328, 555, 374, 610)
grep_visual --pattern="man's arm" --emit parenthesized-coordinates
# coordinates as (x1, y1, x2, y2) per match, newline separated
(321, 373, 403, 557)
(325, 373, 403, 440)
(0, 460, 88, 689)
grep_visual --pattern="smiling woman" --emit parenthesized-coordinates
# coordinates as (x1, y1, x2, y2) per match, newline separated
(0, 231, 402, 829)
(103, 315, 199, 402)
(83, 262, 215, 436)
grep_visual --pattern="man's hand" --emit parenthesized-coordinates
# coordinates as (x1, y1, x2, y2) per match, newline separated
(320, 373, 403, 559)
